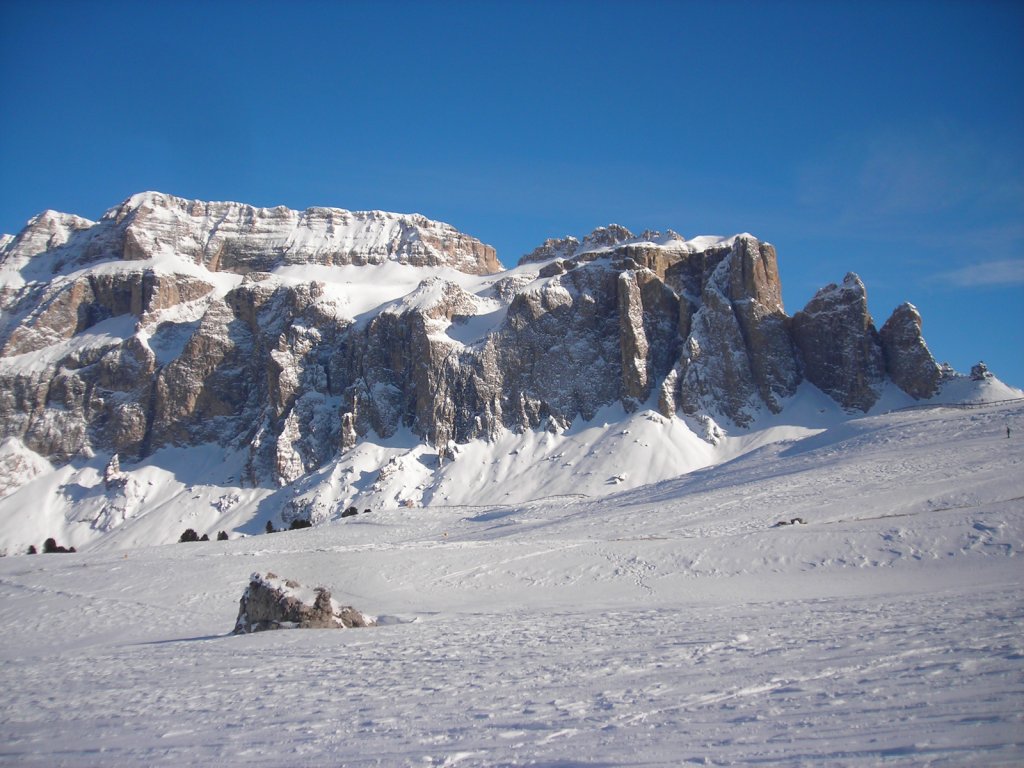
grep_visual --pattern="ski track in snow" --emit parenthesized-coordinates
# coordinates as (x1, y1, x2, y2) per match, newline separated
(0, 404, 1022, 765)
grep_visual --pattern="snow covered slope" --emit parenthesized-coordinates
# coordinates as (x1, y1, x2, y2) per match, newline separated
(0, 400, 1021, 765)
(0, 376, 1020, 556)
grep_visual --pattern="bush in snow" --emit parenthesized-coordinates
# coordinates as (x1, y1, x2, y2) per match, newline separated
(42, 538, 73, 553)
(199, 533, 210, 541)
(341, 506, 359, 518)
(179, 528, 200, 543)
(27, 545, 37, 555)
(265, 520, 277, 534)
(288, 519, 312, 530)
(217, 530, 229, 541)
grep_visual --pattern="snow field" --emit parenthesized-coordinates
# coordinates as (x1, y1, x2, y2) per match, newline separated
(0, 402, 1022, 765)
(2, 588, 1019, 766)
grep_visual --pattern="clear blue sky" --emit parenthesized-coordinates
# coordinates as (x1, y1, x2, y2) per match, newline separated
(2, 0, 1022, 386)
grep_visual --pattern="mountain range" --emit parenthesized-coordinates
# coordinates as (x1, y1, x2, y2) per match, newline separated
(0, 192, 1018, 552)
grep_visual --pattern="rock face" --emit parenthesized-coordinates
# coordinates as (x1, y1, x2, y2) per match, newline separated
(233, 572, 376, 633)
(0, 192, 500, 278)
(0, 192, 947, 488)
(879, 303, 941, 400)
(668, 235, 800, 426)
(791, 273, 886, 412)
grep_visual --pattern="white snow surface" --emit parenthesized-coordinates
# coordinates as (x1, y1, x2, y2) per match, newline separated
(0, 401, 1022, 766)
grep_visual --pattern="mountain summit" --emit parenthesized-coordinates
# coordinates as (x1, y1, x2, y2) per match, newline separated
(1, 191, 501, 282)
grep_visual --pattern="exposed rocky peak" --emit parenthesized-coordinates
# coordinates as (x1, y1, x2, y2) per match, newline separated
(3, 191, 500, 278)
(1, 209, 128, 282)
(720, 237, 799, 411)
(879, 302, 941, 399)
(725, 235, 784, 311)
(580, 224, 635, 252)
(519, 236, 581, 265)
(104, 191, 501, 275)
(2, 209, 95, 260)
(651, 237, 797, 425)
(791, 273, 886, 411)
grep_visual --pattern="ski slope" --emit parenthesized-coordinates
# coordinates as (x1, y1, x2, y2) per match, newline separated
(0, 401, 1022, 765)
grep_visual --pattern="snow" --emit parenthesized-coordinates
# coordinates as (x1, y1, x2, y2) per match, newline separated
(931, 373, 1022, 404)
(682, 233, 740, 251)
(0, 401, 1022, 765)
(574, 232, 741, 258)
(0, 437, 53, 498)
(443, 303, 506, 346)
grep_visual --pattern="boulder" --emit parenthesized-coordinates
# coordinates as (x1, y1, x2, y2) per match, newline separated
(232, 572, 376, 634)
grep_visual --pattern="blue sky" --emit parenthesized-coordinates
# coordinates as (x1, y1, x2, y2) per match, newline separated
(2, 0, 1022, 385)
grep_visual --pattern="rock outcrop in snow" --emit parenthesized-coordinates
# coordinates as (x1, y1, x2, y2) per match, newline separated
(233, 572, 375, 633)
(791, 273, 886, 412)
(879, 302, 942, 400)
(0, 193, 959, 492)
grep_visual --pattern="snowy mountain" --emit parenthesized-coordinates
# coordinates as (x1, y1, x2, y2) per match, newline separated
(0, 192, 1020, 553)
(0, 398, 1021, 765)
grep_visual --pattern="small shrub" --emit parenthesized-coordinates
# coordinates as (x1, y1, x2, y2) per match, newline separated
(265, 520, 276, 534)
(288, 519, 312, 530)
(27, 545, 37, 555)
(179, 528, 199, 543)
(341, 507, 358, 518)
(199, 533, 210, 541)
(41, 537, 74, 553)
(363, 509, 371, 515)
(217, 530, 229, 541)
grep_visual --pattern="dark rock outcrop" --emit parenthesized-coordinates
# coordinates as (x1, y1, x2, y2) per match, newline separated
(879, 302, 941, 399)
(791, 273, 886, 411)
(233, 572, 375, 633)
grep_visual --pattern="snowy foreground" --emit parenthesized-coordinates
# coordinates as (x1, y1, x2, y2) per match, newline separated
(1, 402, 1022, 766)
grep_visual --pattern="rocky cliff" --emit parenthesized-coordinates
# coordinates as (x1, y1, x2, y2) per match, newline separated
(0, 192, 947, 488)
